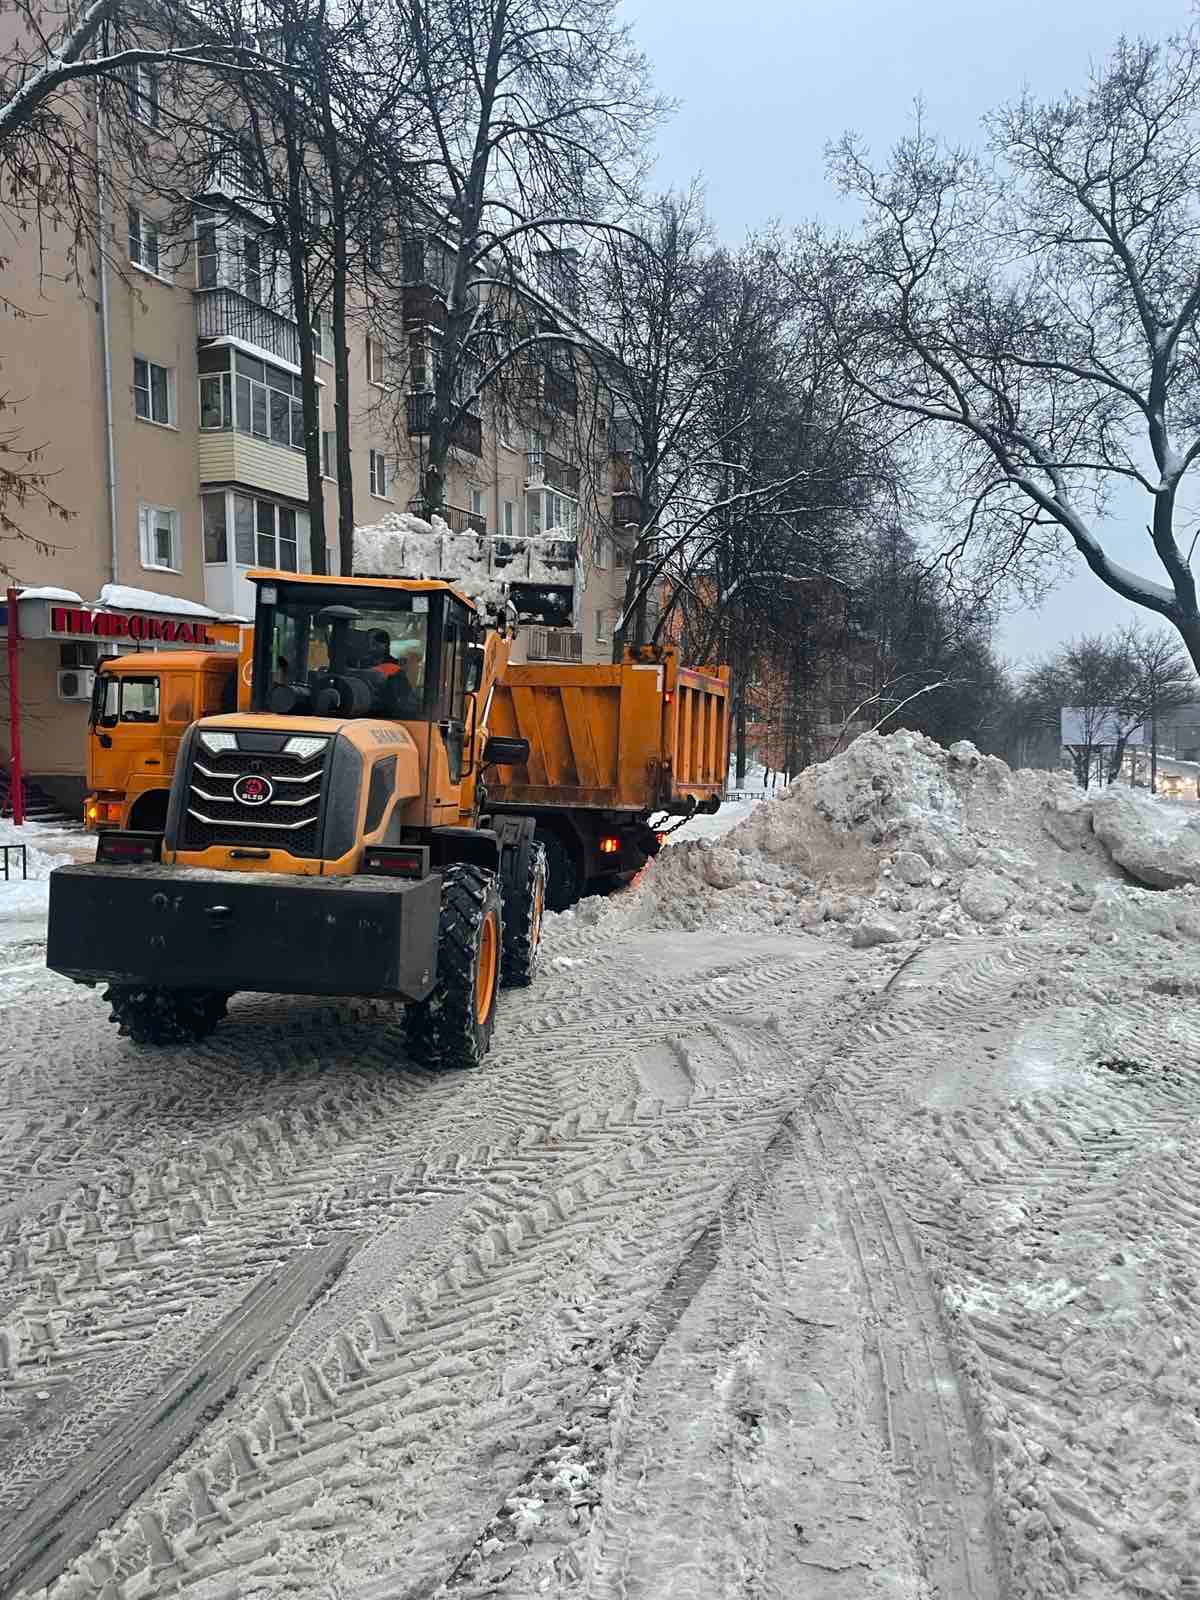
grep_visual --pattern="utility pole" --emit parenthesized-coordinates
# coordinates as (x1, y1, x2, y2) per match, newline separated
(1151, 684, 1159, 796)
(5, 589, 24, 826)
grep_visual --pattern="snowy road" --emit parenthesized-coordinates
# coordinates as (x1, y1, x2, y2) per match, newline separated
(2, 897, 1197, 1598)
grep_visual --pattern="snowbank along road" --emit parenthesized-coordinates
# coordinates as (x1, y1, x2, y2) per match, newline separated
(1, 732, 1198, 1600)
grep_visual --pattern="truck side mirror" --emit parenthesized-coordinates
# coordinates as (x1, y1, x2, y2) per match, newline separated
(482, 735, 530, 767)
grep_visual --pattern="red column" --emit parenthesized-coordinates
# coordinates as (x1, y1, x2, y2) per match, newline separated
(6, 588, 23, 826)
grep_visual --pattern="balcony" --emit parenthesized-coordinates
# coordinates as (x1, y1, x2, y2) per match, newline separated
(401, 282, 447, 330)
(444, 504, 487, 535)
(406, 390, 483, 457)
(526, 628, 583, 662)
(196, 287, 300, 367)
(526, 449, 580, 496)
(543, 366, 577, 416)
(610, 491, 642, 527)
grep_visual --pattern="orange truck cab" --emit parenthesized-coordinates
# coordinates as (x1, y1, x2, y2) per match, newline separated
(86, 651, 238, 832)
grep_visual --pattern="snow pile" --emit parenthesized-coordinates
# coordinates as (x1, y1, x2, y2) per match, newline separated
(0, 818, 75, 949)
(1088, 785, 1200, 889)
(633, 730, 1200, 947)
(353, 513, 576, 617)
(0, 816, 72, 880)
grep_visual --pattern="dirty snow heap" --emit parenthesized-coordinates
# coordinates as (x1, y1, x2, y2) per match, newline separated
(635, 730, 1200, 945)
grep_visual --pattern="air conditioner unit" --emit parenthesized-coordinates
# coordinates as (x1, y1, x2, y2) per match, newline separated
(58, 668, 96, 701)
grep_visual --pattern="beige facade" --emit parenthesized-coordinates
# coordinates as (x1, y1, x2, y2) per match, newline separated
(0, 82, 631, 806)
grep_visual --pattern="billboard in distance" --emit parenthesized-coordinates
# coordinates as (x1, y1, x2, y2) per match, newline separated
(1060, 708, 1146, 747)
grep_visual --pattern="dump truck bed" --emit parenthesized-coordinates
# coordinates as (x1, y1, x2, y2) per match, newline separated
(487, 652, 730, 815)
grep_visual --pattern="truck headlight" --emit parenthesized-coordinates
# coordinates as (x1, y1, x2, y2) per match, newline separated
(199, 731, 238, 753)
(284, 736, 328, 758)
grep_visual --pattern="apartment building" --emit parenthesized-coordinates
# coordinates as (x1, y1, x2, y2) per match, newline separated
(0, 69, 632, 807)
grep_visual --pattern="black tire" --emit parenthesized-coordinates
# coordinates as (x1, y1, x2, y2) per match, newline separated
(538, 828, 582, 913)
(500, 838, 547, 987)
(127, 790, 169, 832)
(405, 864, 503, 1070)
(105, 984, 229, 1045)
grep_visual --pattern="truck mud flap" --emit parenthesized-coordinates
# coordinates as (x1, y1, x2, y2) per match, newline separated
(46, 864, 441, 1002)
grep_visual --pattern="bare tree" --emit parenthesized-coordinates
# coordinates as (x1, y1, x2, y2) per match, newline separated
(815, 29, 1200, 675)
(371, 0, 661, 521)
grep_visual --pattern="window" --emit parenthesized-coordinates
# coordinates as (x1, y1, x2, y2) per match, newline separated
(367, 335, 387, 385)
(321, 430, 335, 478)
(97, 675, 160, 727)
(128, 206, 163, 276)
(369, 449, 390, 498)
(195, 215, 219, 288)
(133, 358, 174, 426)
(127, 64, 159, 128)
(202, 493, 228, 563)
(367, 218, 385, 272)
(242, 232, 262, 303)
(139, 503, 179, 571)
(199, 372, 233, 430)
(311, 308, 330, 361)
(470, 489, 484, 519)
(595, 607, 613, 644)
(503, 500, 515, 537)
(201, 349, 304, 450)
(218, 492, 302, 570)
(325, 545, 337, 576)
(595, 534, 610, 569)
(409, 333, 431, 390)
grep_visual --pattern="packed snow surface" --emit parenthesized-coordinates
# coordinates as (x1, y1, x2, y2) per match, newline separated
(6, 730, 1200, 1600)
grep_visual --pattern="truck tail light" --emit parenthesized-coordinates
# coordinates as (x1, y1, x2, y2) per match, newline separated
(362, 845, 431, 879)
(599, 835, 621, 855)
(96, 831, 162, 864)
(85, 798, 123, 828)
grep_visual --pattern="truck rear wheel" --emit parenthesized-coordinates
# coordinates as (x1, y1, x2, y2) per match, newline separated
(538, 828, 581, 913)
(500, 838, 547, 987)
(405, 865, 503, 1070)
(105, 985, 229, 1045)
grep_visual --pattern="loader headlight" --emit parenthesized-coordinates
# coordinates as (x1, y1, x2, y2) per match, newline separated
(199, 731, 238, 753)
(284, 736, 328, 758)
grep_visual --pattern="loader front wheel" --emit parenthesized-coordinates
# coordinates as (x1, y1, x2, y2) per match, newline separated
(500, 837, 547, 987)
(105, 984, 230, 1046)
(405, 864, 503, 1070)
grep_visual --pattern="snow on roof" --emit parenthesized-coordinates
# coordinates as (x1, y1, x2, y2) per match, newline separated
(97, 584, 245, 621)
(16, 586, 85, 604)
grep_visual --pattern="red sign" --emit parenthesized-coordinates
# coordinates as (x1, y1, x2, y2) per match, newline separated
(49, 606, 212, 645)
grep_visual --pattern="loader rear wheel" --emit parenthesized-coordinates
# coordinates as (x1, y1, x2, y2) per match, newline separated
(405, 864, 503, 1070)
(538, 828, 581, 913)
(500, 837, 547, 987)
(105, 984, 229, 1046)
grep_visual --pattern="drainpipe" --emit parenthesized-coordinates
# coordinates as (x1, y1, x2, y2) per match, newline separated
(96, 86, 120, 584)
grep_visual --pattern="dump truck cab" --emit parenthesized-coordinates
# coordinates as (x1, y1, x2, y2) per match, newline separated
(48, 570, 547, 1071)
(85, 651, 237, 833)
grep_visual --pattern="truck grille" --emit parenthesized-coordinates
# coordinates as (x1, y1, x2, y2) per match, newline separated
(178, 742, 328, 857)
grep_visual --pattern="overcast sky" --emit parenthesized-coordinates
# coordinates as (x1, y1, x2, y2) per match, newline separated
(618, 0, 1195, 667)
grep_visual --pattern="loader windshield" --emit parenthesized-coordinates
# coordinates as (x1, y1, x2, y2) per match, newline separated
(254, 584, 436, 719)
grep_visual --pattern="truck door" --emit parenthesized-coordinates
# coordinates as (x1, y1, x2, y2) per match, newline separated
(437, 602, 471, 783)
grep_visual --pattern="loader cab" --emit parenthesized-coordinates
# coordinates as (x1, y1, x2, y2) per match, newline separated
(248, 574, 482, 784)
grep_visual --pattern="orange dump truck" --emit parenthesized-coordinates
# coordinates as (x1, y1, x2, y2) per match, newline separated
(486, 648, 730, 908)
(86, 642, 729, 909)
